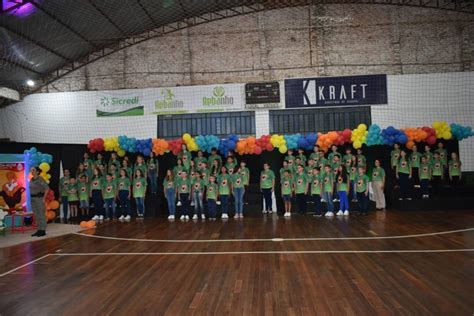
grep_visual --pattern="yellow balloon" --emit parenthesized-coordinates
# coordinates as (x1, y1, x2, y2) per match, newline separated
(183, 133, 192, 142)
(279, 145, 288, 154)
(39, 162, 50, 173)
(117, 150, 126, 157)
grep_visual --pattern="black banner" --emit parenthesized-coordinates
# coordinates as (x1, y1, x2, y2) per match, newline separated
(285, 74, 387, 108)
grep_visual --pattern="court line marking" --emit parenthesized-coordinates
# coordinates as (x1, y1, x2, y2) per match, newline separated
(73, 227, 474, 243)
(0, 254, 51, 278)
(52, 249, 474, 256)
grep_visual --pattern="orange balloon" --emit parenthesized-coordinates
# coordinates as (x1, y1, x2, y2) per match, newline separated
(48, 200, 60, 210)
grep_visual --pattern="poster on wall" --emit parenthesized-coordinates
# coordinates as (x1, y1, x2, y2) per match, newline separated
(96, 90, 145, 117)
(244, 82, 282, 109)
(151, 84, 245, 115)
(0, 159, 26, 211)
(285, 74, 387, 108)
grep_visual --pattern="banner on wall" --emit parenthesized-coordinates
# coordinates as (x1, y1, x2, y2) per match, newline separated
(151, 84, 245, 115)
(0, 158, 26, 211)
(285, 74, 387, 108)
(244, 82, 282, 109)
(96, 90, 145, 117)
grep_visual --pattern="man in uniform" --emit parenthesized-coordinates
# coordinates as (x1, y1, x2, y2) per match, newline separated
(29, 167, 50, 237)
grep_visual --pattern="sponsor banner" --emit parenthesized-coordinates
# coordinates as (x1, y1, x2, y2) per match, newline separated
(245, 82, 281, 109)
(97, 90, 145, 117)
(285, 74, 387, 108)
(0, 159, 26, 210)
(151, 84, 244, 115)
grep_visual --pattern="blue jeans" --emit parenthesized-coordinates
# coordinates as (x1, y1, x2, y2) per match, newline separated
(61, 196, 69, 219)
(296, 193, 306, 214)
(165, 188, 176, 215)
(135, 197, 145, 215)
(322, 191, 334, 213)
(91, 190, 104, 216)
(148, 171, 158, 194)
(233, 187, 244, 215)
(420, 179, 430, 196)
(193, 191, 204, 216)
(179, 193, 190, 216)
(398, 173, 410, 198)
(261, 188, 272, 211)
(312, 194, 322, 215)
(104, 198, 115, 218)
(220, 194, 229, 215)
(338, 191, 349, 211)
(118, 190, 130, 216)
(350, 181, 357, 201)
(356, 192, 369, 214)
(208, 199, 217, 218)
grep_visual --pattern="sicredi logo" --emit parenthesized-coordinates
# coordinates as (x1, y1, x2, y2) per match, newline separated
(202, 86, 234, 106)
(155, 89, 184, 109)
(101, 96, 140, 107)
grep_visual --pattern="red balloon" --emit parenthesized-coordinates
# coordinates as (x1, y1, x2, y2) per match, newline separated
(265, 143, 273, 151)
(254, 146, 262, 155)
(427, 136, 437, 145)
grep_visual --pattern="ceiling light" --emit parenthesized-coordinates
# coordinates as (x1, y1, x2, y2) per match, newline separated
(26, 80, 35, 87)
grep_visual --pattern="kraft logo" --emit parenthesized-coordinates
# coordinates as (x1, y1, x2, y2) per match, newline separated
(302, 79, 368, 106)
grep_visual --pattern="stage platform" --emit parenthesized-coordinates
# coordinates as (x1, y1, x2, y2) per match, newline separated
(1, 210, 473, 315)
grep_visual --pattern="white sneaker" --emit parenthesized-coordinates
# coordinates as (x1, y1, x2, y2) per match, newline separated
(190, 202, 195, 206)
(336, 210, 343, 216)
(398, 198, 403, 201)
(325, 211, 334, 217)
(234, 214, 239, 219)
(105, 217, 110, 221)
(239, 214, 244, 218)
(185, 215, 190, 220)
(92, 215, 99, 220)
(99, 215, 104, 220)
(168, 215, 175, 220)
(201, 214, 206, 220)
(332, 199, 337, 202)
(321, 199, 326, 202)
(180, 215, 185, 220)
(262, 210, 268, 214)
(192, 214, 198, 220)
(407, 198, 412, 200)
(177, 201, 182, 206)
(284, 212, 291, 217)
(343, 210, 349, 216)
(124, 215, 131, 221)
(118, 215, 124, 221)
(222, 213, 229, 219)
(268, 210, 273, 214)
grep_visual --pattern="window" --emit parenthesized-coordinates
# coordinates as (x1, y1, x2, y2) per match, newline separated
(157, 111, 255, 139)
(269, 107, 371, 134)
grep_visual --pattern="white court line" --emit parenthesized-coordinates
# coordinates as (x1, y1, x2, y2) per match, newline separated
(73, 227, 474, 243)
(53, 249, 474, 256)
(0, 254, 51, 278)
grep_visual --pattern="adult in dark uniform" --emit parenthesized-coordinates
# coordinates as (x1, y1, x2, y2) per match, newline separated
(29, 167, 50, 237)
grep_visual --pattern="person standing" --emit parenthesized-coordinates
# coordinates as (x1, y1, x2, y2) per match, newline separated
(322, 165, 335, 217)
(260, 163, 275, 214)
(59, 169, 70, 222)
(371, 159, 386, 210)
(419, 156, 432, 199)
(191, 173, 206, 220)
(448, 152, 462, 190)
(29, 167, 50, 237)
(117, 169, 131, 221)
(90, 168, 105, 221)
(355, 167, 370, 215)
(217, 167, 231, 219)
(294, 165, 308, 215)
(147, 153, 159, 194)
(336, 167, 350, 216)
(176, 171, 191, 221)
(133, 169, 147, 218)
(396, 150, 412, 200)
(231, 168, 247, 218)
(281, 169, 294, 217)
(409, 145, 422, 186)
(163, 170, 177, 220)
(309, 168, 322, 217)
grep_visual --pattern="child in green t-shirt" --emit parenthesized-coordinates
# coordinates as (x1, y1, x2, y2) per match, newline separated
(297, 149, 307, 166)
(225, 156, 237, 176)
(90, 168, 105, 221)
(260, 163, 275, 214)
(217, 167, 231, 219)
(77, 174, 89, 218)
(309, 168, 323, 217)
(355, 167, 370, 215)
(431, 152, 444, 195)
(191, 173, 206, 220)
(396, 150, 412, 200)
(231, 169, 247, 218)
(448, 152, 462, 186)
(371, 159, 386, 210)
(356, 149, 367, 171)
(336, 167, 350, 216)
(294, 165, 308, 214)
(117, 168, 131, 221)
(103, 174, 117, 220)
(281, 169, 294, 217)
(390, 144, 401, 170)
(206, 175, 219, 220)
(342, 148, 354, 172)
(163, 170, 177, 220)
(410, 145, 422, 185)
(419, 156, 432, 199)
(134, 155, 147, 179)
(309, 145, 320, 163)
(133, 169, 147, 218)
(285, 150, 296, 170)
(67, 177, 79, 219)
(322, 165, 335, 217)
(328, 145, 342, 165)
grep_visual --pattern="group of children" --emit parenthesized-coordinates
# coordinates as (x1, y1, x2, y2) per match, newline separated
(59, 142, 462, 222)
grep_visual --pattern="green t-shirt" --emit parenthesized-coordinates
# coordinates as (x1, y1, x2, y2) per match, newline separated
(294, 173, 308, 194)
(117, 177, 131, 192)
(194, 157, 208, 170)
(108, 159, 121, 171)
(192, 178, 206, 192)
(133, 177, 147, 197)
(260, 170, 275, 189)
(305, 165, 316, 178)
(309, 152, 321, 162)
(103, 180, 116, 199)
(208, 154, 222, 168)
(163, 178, 176, 190)
(285, 154, 296, 168)
(357, 155, 367, 168)
(310, 174, 322, 195)
(217, 174, 231, 195)
(180, 151, 192, 170)
(424, 151, 433, 165)
(349, 166, 357, 181)
(419, 163, 431, 180)
(410, 152, 422, 168)
(121, 166, 133, 179)
(449, 160, 461, 177)
(336, 175, 348, 192)
(355, 174, 369, 193)
(206, 183, 218, 200)
(59, 176, 70, 197)
(281, 176, 293, 195)
(90, 176, 104, 190)
(318, 158, 328, 170)
(67, 183, 79, 202)
(371, 167, 385, 182)
(77, 181, 89, 201)
(175, 178, 191, 194)
(225, 162, 237, 174)
(331, 160, 341, 171)
(397, 158, 411, 174)
(134, 163, 147, 177)
(280, 167, 291, 179)
(240, 167, 250, 185)
(173, 165, 186, 178)
(435, 149, 448, 165)
(322, 172, 334, 193)
(94, 159, 106, 169)
(390, 149, 401, 167)
(297, 154, 307, 166)
(231, 173, 246, 189)
(147, 159, 158, 172)
(432, 160, 444, 177)
(343, 154, 353, 169)
(328, 152, 342, 163)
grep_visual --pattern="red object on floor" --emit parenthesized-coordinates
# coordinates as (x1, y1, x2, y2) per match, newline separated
(10, 212, 36, 233)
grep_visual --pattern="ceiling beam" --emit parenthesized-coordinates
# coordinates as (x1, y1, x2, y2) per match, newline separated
(0, 24, 72, 62)
(87, 0, 128, 38)
(26, 0, 100, 50)
(0, 57, 43, 75)
(136, 0, 160, 28)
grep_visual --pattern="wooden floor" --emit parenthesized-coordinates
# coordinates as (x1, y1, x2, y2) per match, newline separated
(1, 210, 473, 315)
